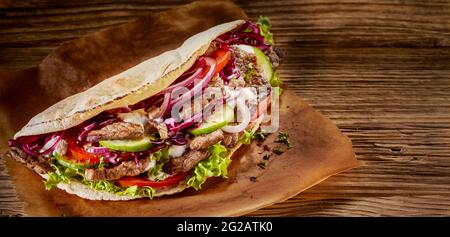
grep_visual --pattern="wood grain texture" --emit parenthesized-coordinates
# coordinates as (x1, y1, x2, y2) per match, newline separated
(1, 0, 450, 216)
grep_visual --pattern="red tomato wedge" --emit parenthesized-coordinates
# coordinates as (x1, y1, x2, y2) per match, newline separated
(117, 172, 189, 188)
(66, 138, 100, 165)
(211, 48, 231, 74)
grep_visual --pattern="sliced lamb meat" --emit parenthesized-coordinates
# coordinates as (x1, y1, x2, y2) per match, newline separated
(223, 132, 239, 148)
(6, 147, 50, 175)
(145, 120, 168, 139)
(144, 120, 158, 134)
(87, 122, 144, 141)
(156, 122, 169, 140)
(85, 158, 152, 181)
(189, 130, 224, 150)
(169, 150, 210, 173)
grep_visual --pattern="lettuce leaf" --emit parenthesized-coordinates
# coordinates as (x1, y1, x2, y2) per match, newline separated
(148, 147, 170, 181)
(87, 180, 121, 193)
(44, 158, 83, 190)
(186, 143, 231, 190)
(239, 130, 255, 145)
(270, 72, 281, 87)
(138, 187, 155, 198)
(44, 154, 155, 198)
(257, 16, 274, 45)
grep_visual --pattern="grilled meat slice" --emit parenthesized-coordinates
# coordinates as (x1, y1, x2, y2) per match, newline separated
(223, 132, 239, 148)
(87, 122, 144, 141)
(6, 147, 50, 175)
(85, 158, 151, 181)
(169, 150, 210, 173)
(156, 122, 169, 140)
(189, 130, 224, 150)
(147, 120, 169, 140)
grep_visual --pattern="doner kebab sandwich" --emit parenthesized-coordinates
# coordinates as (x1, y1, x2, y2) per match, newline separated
(6, 18, 284, 200)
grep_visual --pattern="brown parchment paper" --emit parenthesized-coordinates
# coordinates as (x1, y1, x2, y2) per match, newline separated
(0, 1, 360, 216)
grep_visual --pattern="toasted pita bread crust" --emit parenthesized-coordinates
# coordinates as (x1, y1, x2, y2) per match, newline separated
(14, 20, 244, 139)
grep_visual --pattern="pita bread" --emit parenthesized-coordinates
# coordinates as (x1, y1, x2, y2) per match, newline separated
(14, 20, 244, 139)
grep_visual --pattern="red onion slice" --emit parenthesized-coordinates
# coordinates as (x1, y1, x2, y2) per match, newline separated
(159, 92, 172, 119)
(77, 122, 97, 145)
(168, 57, 217, 117)
(21, 132, 64, 157)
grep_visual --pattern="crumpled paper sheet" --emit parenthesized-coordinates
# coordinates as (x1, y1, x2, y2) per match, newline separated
(0, 1, 360, 216)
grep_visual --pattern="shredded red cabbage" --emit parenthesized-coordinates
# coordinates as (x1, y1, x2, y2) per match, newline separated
(10, 132, 64, 157)
(170, 132, 188, 145)
(219, 57, 241, 83)
(169, 112, 203, 134)
(217, 20, 270, 52)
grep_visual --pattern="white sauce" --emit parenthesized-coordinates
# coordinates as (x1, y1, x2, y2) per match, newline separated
(168, 144, 187, 158)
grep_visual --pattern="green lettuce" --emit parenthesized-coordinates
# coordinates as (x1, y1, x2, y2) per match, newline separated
(148, 147, 170, 181)
(257, 16, 274, 45)
(239, 130, 255, 145)
(186, 143, 231, 190)
(270, 72, 281, 87)
(44, 154, 155, 199)
(44, 159, 83, 190)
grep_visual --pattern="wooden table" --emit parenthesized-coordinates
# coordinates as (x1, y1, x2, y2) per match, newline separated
(1, 0, 449, 216)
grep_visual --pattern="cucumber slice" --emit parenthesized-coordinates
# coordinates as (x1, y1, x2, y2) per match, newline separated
(99, 137, 153, 152)
(189, 106, 235, 136)
(56, 156, 87, 170)
(253, 46, 275, 82)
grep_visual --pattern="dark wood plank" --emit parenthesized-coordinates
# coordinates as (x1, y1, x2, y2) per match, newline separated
(1, 0, 450, 216)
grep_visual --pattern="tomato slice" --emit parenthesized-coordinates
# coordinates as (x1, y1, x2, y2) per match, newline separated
(117, 172, 189, 188)
(66, 138, 100, 165)
(211, 48, 231, 74)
